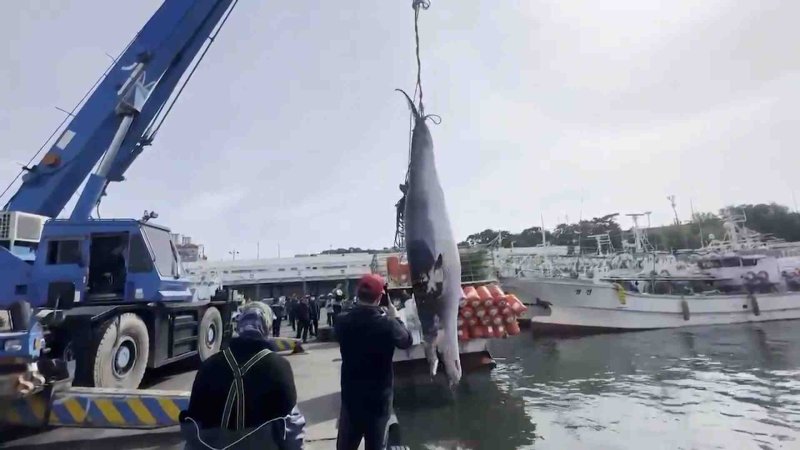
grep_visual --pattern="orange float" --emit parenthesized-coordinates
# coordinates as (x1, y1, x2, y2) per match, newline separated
(458, 328, 470, 341)
(476, 285, 493, 301)
(494, 324, 507, 338)
(470, 325, 487, 339)
(463, 285, 480, 301)
(461, 306, 475, 319)
(487, 284, 505, 300)
(507, 294, 527, 315)
(506, 321, 521, 335)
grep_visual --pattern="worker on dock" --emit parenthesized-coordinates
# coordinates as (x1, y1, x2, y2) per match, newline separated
(309, 295, 320, 337)
(288, 294, 299, 331)
(180, 306, 306, 449)
(331, 285, 345, 325)
(270, 298, 285, 337)
(335, 274, 413, 450)
(295, 296, 311, 343)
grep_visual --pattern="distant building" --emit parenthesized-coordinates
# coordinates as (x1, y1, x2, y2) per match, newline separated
(183, 253, 374, 301)
(171, 234, 205, 263)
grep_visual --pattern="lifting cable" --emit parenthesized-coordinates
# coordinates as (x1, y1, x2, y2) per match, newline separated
(396, 0, 432, 251)
(404, 0, 432, 183)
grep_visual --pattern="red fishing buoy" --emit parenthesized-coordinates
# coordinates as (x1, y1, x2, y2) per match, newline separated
(458, 328, 470, 341)
(470, 325, 487, 339)
(476, 285, 492, 301)
(487, 284, 505, 299)
(507, 294, 527, 314)
(463, 285, 480, 301)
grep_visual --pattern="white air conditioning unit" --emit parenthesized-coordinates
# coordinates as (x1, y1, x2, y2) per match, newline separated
(0, 211, 48, 245)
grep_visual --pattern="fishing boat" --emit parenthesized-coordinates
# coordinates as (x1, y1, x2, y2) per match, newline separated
(502, 252, 800, 334)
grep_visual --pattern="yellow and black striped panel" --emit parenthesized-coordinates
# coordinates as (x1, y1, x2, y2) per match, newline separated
(2, 389, 189, 429)
(269, 337, 304, 353)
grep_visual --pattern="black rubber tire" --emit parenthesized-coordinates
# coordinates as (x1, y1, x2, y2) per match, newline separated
(91, 313, 149, 389)
(198, 307, 223, 361)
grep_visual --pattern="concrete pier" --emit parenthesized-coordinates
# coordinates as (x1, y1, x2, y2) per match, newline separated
(1, 323, 350, 449)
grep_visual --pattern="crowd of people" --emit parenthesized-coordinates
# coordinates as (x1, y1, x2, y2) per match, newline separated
(266, 285, 351, 343)
(182, 276, 410, 449)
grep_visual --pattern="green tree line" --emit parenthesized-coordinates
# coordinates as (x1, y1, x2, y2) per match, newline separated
(458, 203, 800, 253)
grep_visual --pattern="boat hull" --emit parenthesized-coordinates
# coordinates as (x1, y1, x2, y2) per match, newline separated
(501, 277, 800, 334)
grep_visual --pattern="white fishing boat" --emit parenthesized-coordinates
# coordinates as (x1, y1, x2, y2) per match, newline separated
(502, 252, 800, 334)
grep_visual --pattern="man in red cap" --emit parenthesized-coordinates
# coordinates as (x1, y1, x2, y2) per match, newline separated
(335, 273, 412, 450)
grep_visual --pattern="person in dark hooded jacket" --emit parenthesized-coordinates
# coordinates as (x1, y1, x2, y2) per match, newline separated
(180, 306, 305, 449)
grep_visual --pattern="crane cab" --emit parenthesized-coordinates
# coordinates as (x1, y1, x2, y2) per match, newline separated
(30, 219, 192, 309)
(0, 218, 231, 390)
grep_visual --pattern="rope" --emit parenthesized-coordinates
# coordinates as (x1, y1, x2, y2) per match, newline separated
(404, 0, 431, 182)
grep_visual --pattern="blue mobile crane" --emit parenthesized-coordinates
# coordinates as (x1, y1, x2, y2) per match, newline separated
(0, 0, 239, 392)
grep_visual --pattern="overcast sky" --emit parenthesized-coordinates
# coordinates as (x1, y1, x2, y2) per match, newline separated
(1, 1, 799, 259)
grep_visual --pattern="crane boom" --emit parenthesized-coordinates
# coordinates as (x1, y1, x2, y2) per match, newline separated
(3, 0, 236, 219)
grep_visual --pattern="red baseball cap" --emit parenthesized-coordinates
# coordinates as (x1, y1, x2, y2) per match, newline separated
(357, 273, 386, 301)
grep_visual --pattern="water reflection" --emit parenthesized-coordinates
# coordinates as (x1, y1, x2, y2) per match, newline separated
(394, 372, 539, 449)
(396, 321, 800, 449)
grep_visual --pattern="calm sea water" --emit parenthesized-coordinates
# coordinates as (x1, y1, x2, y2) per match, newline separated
(394, 321, 800, 450)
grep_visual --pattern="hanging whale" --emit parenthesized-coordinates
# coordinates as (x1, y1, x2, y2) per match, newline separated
(398, 90, 462, 387)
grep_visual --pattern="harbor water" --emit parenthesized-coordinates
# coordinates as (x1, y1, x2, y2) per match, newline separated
(394, 321, 800, 449)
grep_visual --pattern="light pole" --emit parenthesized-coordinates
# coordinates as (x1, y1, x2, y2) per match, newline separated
(228, 250, 239, 261)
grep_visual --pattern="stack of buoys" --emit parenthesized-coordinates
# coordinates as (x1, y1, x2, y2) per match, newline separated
(458, 283, 527, 340)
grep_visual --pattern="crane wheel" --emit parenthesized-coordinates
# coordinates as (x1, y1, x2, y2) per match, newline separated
(198, 307, 223, 361)
(91, 313, 149, 389)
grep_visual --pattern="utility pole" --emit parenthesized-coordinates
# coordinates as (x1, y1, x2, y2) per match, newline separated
(667, 195, 679, 225)
(228, 249, 239, 260)
(256, 241, 260, 259)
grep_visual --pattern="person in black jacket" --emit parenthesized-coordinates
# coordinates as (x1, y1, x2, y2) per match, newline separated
(180, 306, 306, 449)
(270, 299, 285, 337)
(295, 297, 311, 343)
(335, 274, 413, 450)
(308, 296, 320, 337)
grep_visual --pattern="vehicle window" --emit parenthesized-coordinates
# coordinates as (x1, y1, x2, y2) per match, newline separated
(128, 234, 153, 273)
(699, 260, 721, 269)
(742, 258, 758, 267)
(46, 240, 82, 265)
(142, 226, 178, 277)
(721, 257, 741, 267)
